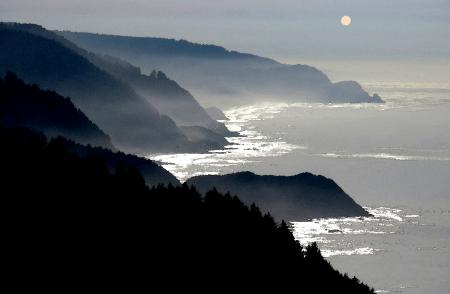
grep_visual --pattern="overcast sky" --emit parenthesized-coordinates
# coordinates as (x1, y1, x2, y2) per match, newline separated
(2, 0, 449, 82)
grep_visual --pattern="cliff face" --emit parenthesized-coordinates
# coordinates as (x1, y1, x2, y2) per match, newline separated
(187, 171, 371, 221)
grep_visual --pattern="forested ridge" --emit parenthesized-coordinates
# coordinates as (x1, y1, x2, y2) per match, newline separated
(1, 126, 374, 293)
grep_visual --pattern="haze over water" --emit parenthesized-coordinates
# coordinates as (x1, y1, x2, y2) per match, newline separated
(149, 81, 450, 294)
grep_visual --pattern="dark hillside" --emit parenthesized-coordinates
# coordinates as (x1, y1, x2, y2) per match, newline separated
(1, 126, 373, 293)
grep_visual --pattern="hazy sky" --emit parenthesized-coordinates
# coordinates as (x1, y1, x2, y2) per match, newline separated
(2, 0, 449, 82)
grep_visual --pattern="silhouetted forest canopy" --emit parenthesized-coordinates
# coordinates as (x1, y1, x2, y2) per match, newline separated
(1, 126, 373, 292)
(51, 133, 180, 187)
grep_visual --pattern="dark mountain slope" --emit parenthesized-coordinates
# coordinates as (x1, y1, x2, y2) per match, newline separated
(206, 106, 229, 121)
(0, 72, 113, 149)
(2, 23, 234, 138)
(0, 23, 222, 153)
(0, 126, 178, 186)
(1, 126, 373, 293)
(187, 171, 371, 221)
(97, 55, 235, 136)
(49, 135, 180, 187)
(58, 31, 383, 107)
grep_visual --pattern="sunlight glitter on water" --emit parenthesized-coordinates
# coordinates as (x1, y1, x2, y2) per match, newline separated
(148, 101, 397, 182)
(148, 94, 450, 182)
(291, 207, 410, 257)
(148, 103, 301, 182)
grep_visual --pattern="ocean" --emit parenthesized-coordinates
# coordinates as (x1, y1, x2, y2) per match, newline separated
(148, 82, 450, 293)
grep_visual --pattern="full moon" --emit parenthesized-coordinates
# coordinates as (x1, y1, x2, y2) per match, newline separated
(341, 15, 352, 26)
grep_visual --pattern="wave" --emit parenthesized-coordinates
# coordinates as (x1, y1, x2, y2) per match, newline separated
(318, 152, 450, 162)
(321, 247, 376, 258)
(366, 207, 404, 221)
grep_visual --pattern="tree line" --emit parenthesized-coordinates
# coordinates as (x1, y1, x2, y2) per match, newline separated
(1, 126, 374, 293)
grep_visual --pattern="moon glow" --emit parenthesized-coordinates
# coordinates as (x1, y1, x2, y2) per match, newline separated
(341, 15, 352, 26)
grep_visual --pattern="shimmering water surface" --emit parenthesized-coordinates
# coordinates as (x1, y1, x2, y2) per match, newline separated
(148, 82, 450, 294)
(151, 103, 301, 181)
